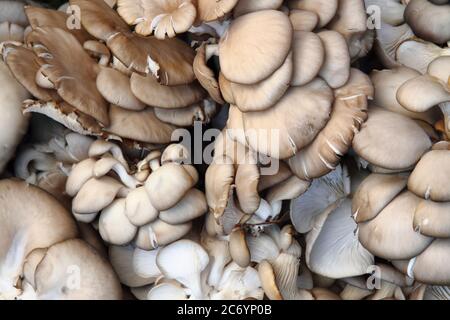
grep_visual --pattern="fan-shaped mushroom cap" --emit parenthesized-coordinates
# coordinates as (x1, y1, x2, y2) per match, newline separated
(287, 0, 338, 27)
(408, 150, 450, 202)
(99, 198, 137, 245)
(117, 0, 197, 39)
(234, 0, 283, 17)
(135, 219, 192, 250)
(364, 0, 406, 26)
(230, 52, 293, 112)
(0, 179, 78, 299)
(106, 105, 177, 144)
(352, 173, 408, 223)
(414, 199, 450, 238)
(96, 68, 146, 111)
(26, 27, 109, 125)
(370, 67, 440, 123)
(0, 60, 30, 174)
(353, 107, 432, 171)
(156, 239, 209, 299)
(291, 31, 324, 87)
(232, 79, 333, 159)
(258, 260, 283, 300)
(427, 56, 450, 84)
(219, 10, 293, 85)
(193, 44, 224, 104)
(317, 30, 351, 89)
(3, 44, 60, 101)
(130, 73, 205, 109)
(358, 191, 434, 260)
(124, 186, 158, 226)
(196, 0, 239, 22)
(145, 163, 198, 211)
(410, 239, 450, 285)
(159, 189, 207, 225)
(288, 9, 319, 32)
(32, 239, 122, 300)
(24, 6, 92, 44)
(404, 0, 450, 44)
(229, 228, 251, 268)
(306, 199, 374, 279)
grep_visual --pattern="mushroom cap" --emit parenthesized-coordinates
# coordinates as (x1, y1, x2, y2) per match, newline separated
(291, 31, 324, 87)
(233, 78, 333, 159)
(3, 44, 60, 101)
(408, 150, 450, 202)
(257, 260, 283, 300)
(307, 199, 374, 279)
(0, 0, 28, 26)
(0, 179, 78, 298)
(106, 105, 177, 144)
(353, 107, 432, 171)
(193, 44, 224, 104)
(154, 102, 208, 127)
(196, 0, 239, 22)
(230, 52, 293, 112)
(107, 33, 196, 86)
(219, 10, 293, 85)
(125, 186, 158, 226)
(65, 158, 96, 197)
(0, 61, 30, 174)
(288, 9, 319, 32)
(25, 6, 93, 44)
(352, 173, 408, 223)
(233, 0, 284, 17)
(26, 27, 109, 126)
(414, 199, 450, 238)
(229, 228, 251, 268)
(235, 159, 261, 215)
(130, 73, 205, 109)
(135, 219, 192, 250)
(117, 0, 197, 38)
(287, 0, 338, 28)
(404, 0, 450, 44)
(427, 56, 450, 84)
(159, 188, 207, 225)
(397, 75, 450, 113)
(358, 191, 434, 260)
(145, 163, 198, 211)
(96, 68, 146, 111)
(411, 239, 450, 285)
(317, 30, 351, 89)
(99, 198, 138, 245)
(370, 67, 440, 124)
(34, 239, 122, 300)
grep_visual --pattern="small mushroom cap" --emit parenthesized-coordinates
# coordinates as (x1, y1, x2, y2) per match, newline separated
(358, 191, 434, 260)
(106, 105, 177, 144)
(107, 34, 196, 86)
(234, 0, 283, 17)
(0, 0, 28, 26)
(411, 239, 450, 285)
(288, 9, 319, 32)
(353, 107, 432, 171)
(235, 158, 261, 215)
(230, 52, 293, 112)
(312, 288, 341, 300)
(266, 175, 311, 205)
(258, 260, 283, 300)
(230, 228, 251, 268)
(219, 10, 293, 85)
(352, 173, 407, 223)
(25, 6, 92, 44)
(145, 163, 198, 211)
(235, 78, 333, 159)
(96, 68, 146, 111)
(196, 0, 239, 22)
(205, 156, 235, 218)
(193, 44, 224, 104)
(307, 199, 374, 279)
(317, 30, 351, 89)
(408, 150, 450, 202)
(397, 75, 450, 113)
(34, 239, 122, 300)
(130, 73, 205, 109)
(291, 31, 324, 87)
(218, 72, 235, 105)
(65, 158, 96, 197)
(427, 56, 450, 84)
(404, 0, 450, 44)
(153, 103, 205, 127)
(26, 27, 109, 126)
(364, 0, 406, 26)
(99, 198, 137, 245)
(135, 219, 192, 250)
(117, 0, 197, 38)
(287, 0, 338, 28)
(370, 67, 440, 124)
(3, 44, 60, 101)
(414, 199, 450, 238)
(125, 186, 159, 226)
(159, 188, 207, 225)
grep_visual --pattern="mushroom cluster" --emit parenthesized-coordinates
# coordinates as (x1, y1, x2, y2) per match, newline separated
(1, 0, 450, 301)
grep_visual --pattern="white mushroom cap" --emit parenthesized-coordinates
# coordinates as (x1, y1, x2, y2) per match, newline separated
(99, 198, 137, 245)
(125, 186, 159, 227)
(135, 219, 192, 250)
(287, 0, 338, 28)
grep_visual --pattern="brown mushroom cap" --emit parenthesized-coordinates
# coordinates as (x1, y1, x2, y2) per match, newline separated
(411, 239, 450, 285)
(408, 150, 450, 202)
(291, 31, 324, 87)
(288, 9, 319, 32)
(219, 10, 293, 85)
(233, 0, 284, 17)
(353, 107, 432, 171)
(117, 0, 197, 38)
(26, 27, 109, 126)
(287, 0, 338, 28)
(196, 0, 239, 22)
(414, 199, 450, 238)
(193, 44, 224, 104)
(358, 191, 434, 260)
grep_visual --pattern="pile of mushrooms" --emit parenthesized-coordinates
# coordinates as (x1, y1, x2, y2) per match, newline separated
(1, 0, 450, 300)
